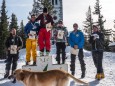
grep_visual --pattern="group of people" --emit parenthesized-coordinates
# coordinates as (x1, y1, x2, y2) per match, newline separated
(4, 7, 105, 80)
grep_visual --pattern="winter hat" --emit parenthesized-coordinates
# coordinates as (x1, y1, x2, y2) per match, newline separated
(92, 25, 98, 29)
(31, 14, 36, 17)
(43, 7, 48, 13)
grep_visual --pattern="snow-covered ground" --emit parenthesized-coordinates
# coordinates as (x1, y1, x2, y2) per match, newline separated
(0, 45, 115, 86)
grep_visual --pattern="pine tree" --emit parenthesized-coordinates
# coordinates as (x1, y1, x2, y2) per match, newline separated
(9, 13, 18, 31)
(41, 0, 54, 14)
(84, 6, 93, 34)
(19, 20, 26, 48)
(93, 0, 111, 51)
(0, 0, 9, 59)
(93, 0, 106, 32)
(30, 0, 54, 16)
(83, 6, 93, 50)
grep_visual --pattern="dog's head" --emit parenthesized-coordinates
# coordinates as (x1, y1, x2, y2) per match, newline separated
(13, 69, 25, 81)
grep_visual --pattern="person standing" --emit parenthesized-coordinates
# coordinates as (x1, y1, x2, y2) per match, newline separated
(89, 25, 105, 80)
(69, 23, 86, 78)
(36, 7, 54, 56)
(24, 14, 39, 65)
(54, 20, 68, 64)
(4, 28, 23, 78)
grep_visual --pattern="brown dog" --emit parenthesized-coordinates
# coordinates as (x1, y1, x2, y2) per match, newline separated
(14, 69, 88, 86)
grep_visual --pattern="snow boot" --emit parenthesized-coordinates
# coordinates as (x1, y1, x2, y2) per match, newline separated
(81, 72, 85, 78)
(40, 52, 44, 56)
(57, 61, 60, 64)
(62, 61, 65, 64)
(95, 73, 102, 80)
(26, 61, 29, 65)
(101, 73, 105, 79)
(95, 73, 105, 80)
(4, 70, 9, 78)
(71, 71, 75, 76)
(8, 75, 14, 79)
(33, 61, 36, 66)
(46, 52, 50, 56)
(55, 56, 58, 61)
(12, 78, 16, 83)
(8, 70, 14, 79)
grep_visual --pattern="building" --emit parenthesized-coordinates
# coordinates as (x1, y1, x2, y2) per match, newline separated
(30, 0, 63, 23)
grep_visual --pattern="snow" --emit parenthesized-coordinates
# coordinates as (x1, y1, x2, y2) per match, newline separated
(0, 45, 115, 86)
(109, 42, 115, 47)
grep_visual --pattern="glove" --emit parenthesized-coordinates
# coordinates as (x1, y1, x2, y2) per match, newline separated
(92, 34, 99, 40)
(65, 42, 68, 46)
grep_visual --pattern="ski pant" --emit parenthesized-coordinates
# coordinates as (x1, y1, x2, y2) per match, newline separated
(38, 28, 51, 52)
(26, 38, 37, 62)
(70, 49, 86, 73)
(92, 51, 103, 73)
(5, 53, 18, 72)
(56, 42, 66, 64)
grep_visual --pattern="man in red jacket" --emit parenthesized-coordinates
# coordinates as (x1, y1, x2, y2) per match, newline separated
(36, 7, 54, 56)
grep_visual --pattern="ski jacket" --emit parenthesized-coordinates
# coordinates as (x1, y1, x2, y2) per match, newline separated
(36, 13, 54, 28)
(24, 21, 39, 36)
(69, 30, 84, 49)
(89, 31, 104, 51)
(53, 26, 68, 42)
(5, 34, 23, 51)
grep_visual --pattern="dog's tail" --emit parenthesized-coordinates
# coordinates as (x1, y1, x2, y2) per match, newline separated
(67, 73, 88, 85)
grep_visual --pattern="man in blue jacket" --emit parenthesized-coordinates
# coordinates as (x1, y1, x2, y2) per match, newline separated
(69, 23, 86, 78)
(24, 14, 39, 65)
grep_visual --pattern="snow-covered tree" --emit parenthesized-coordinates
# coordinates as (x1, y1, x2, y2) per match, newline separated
(93, 0, 106, 32)
(84, 6, 93, 34)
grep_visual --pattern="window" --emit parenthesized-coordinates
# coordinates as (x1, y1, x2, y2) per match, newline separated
(52, 0, 54, 5)
(55, 0, 58, 5)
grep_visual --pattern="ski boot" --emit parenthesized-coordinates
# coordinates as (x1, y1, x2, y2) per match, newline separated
(46, 52, 49, 56)
(33, 61, 36, 66)
(95, 73, 101, 80)
(40, 52, 44, 56)
(81, 72, 85, 78)
(95, 73, 105, 80)
(8, 70, 14, 79)
(71, 71, 75, 76)
(4, 70, 9, 78)
(100, 73, 105, 79)
(26, 61, 30, 65)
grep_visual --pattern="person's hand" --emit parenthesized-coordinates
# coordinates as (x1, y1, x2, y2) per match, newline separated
(8, 47, 10, 50)
(34, 33, 37, 37)
(17, 47, 20, 51)
(74, 45, 78, 49)
(65, 42, 68, 46)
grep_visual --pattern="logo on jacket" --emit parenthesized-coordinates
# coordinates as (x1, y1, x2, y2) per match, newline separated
(32, 26, 37, 29)
(76, 34, 79, 37)
(12, 39, 14, 42)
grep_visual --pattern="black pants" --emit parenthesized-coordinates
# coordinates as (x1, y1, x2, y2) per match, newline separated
(92, 51, 103, 73)
(70, 49, 86, 73)
(56, 42, 66, 64)
(5, 53, 18, 71)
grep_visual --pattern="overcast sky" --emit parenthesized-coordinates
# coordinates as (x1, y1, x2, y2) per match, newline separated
(0, 0, 115, 31)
